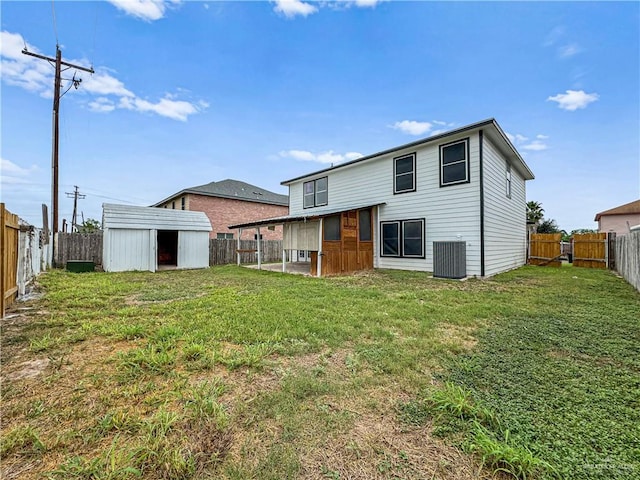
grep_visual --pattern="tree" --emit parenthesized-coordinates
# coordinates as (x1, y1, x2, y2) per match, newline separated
(570, 228, 597, 236)
(536, 218, 560, 234)
(526, 201, 545, 224)
(77, 218, 101, 233)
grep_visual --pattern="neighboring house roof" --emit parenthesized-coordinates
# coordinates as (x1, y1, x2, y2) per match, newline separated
(103, 203, 212, 231)
(281, 118, 534, 185)
(594, 199, 640, 221)
(229, 202, 386, 230)
(152, 179, 289, 207)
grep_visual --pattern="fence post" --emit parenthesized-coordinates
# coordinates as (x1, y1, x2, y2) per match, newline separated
(608, 232, 616, 270)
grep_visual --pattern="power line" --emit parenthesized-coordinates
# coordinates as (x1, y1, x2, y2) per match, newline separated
(65, 185, 85, 231)
(22, 45, 94, 266)
(51, 0, 59, 46)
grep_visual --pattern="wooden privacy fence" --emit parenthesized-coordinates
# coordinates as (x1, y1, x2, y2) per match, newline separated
(56, 232, 103, 266)
(210, 239, 283, 266)
(616, 231, 640, 291)
(1, 203, 20, 317)
(53, 235, 284, 268)
(572, 233, 611, 269)
(528, 233, 562, 267)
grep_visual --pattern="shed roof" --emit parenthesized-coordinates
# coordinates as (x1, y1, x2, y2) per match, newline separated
(281, 118, 534, 185)
(103, 204, 212, 231)
(229, 202, 385, 230)
(152, 179, 288, 207)
(594, 199, 640, 221)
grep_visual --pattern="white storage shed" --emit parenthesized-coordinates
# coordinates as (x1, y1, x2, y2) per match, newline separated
(102, 203, 212, 272)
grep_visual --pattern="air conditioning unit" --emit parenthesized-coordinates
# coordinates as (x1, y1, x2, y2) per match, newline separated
(433, 241, 466, 279)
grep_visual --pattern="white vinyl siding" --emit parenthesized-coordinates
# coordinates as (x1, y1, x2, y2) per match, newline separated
(482, 137, 527, 276)
(288, 132, 482, 275)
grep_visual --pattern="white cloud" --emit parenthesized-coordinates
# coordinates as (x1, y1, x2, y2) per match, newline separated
(107, 0, 181, 22)
(392, 120, 432, 136)
(88, 97, 116, 113)
(0, 31, 54, 96)
(1, 30, 206, 122)
(83, 69, 135, 98)
(344, 152, 363, 161)
(558, 43, 581, 58)
(279, 149, 363, 165)
(280, 150, 316, 162)
(1, 158, 38, 185)
(547, 89, 599, 111)
(521, 141, 548, 151)
(506, 132, 549, 152)
(354, 0, 382, 7)
(273, 0, 318, 18)
(118, 95, 204, 122)
(544, 26, 565, 47)
(273, 0, 383, 18)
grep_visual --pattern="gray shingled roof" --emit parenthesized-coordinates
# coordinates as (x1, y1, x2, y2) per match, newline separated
(152, 179, 288, 207)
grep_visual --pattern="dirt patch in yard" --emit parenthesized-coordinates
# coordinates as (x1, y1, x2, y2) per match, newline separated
(436, 324, 479, 351)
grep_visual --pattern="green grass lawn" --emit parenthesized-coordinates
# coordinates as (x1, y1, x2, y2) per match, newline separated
(1, 265, 638, 479)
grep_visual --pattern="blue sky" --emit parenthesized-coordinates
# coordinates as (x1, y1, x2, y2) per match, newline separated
(1, 0, 638, 232)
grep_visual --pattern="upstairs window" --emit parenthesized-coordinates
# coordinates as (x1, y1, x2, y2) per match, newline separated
(304, 177, 328, 208)
(440, 138, 469, 186)
(181, 197, 185, 210)
(394, 153, 416, 194)
(506, 164, 512, 198)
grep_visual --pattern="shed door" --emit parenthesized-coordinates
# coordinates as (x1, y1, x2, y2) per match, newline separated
(105, 229, 152, 272)
(178, 231, 210, 269)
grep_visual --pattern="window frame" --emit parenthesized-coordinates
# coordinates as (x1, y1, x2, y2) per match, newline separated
(323, 214, 341, 241)
(216, 233, 234, 240)
(402, 219, 425, 258)
(506, 163, 512, 198)
(439, 138, 470, 187)
(358, 209, 372, 242)
(303, 176, 329, 209)
(380, 221, 401, 257)
(380, 218, 425, 258)
(393, 153, 416, 194)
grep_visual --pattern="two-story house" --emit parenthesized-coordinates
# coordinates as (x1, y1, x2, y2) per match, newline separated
(230, 119, 534, 278)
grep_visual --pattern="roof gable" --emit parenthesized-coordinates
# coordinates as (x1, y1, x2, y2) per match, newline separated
(594, 199, 640, 221)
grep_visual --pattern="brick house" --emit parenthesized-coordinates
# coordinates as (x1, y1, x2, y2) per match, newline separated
(152, 179, 288, 240)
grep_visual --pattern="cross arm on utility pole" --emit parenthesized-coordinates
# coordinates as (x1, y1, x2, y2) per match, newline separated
(22, 48, 95, 74)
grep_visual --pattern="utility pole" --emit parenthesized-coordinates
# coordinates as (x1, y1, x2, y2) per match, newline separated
(22, 45, 93, 266)
(65, 185, 86, 232)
